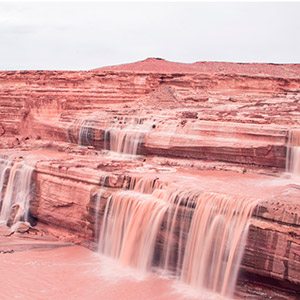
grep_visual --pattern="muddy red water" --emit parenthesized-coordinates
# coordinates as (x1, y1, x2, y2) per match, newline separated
(0, 227, 230, 300)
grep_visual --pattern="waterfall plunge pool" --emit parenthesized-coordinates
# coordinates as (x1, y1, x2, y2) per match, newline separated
(0, 227, 230, 300)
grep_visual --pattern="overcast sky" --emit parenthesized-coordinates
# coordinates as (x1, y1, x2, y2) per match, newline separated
(0, 1, 299, 70)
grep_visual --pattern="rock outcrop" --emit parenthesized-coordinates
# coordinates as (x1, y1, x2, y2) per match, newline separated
(1, 58, 300, 299)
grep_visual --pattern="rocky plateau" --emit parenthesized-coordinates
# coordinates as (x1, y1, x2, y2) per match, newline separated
(1, 58, 300, 299)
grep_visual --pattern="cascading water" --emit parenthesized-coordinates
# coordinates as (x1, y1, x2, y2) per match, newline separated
(0, 158, 13, 201)
(78, 119, 95, 146)
(105, 129, 145, 156)
(98, 178, 168, 272)
(181, 192, 256, 296)
(0, 157, 35, 226)
(159, 187, 197, 276)
(77, 116, 149, 156)
(286, 129, 300, 176)
(104, 117, 151, 157)
(94, 189, 103, 244)
(97, 176, 258, 297)
(77, 115, 167, 157)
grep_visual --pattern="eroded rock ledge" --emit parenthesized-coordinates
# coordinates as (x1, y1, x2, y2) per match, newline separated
(19, 151, 297, 297)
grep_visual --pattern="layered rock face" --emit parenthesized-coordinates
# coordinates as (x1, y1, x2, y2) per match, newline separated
(1, 58, 300, 298)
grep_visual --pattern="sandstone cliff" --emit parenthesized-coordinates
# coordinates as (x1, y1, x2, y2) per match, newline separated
(1, 58, 300, 299)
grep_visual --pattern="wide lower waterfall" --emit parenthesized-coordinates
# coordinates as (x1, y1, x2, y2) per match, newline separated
(97, 177, 258, 297)
(286, 129, 300, 175)
(99, 190, 169, 271)
(181, 193, 255, 296)
(0, 157, 35, 226)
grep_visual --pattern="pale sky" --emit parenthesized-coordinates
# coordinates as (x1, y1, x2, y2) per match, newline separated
(0, 1, 300, 70)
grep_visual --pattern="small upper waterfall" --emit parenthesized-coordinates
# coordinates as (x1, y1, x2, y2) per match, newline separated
(97, 177, 258, 297)
(104, 117, 151, 157)
(77, 115, 155, 157)
(105, 129, 145, 156)
(0, 157, 35, 226)
(286, 129, 300, 175)
(78, 119, 99, 147)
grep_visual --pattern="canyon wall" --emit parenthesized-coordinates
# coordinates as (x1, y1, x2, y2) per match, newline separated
(1, 59, 300, 139)
(1, 59, 300, 298)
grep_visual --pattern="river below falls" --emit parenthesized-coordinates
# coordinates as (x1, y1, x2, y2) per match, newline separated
(0, 227, 230, 300)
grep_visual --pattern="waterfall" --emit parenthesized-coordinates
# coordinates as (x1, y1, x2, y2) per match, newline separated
(181, 192, 256, 296)
(98, 178, 169, 271)
(286, 129, 300, 175)
(104, 117, 153, 157)
(159, 187, 197, 277)
(105, 129, 145, 156)
(77, 115, 160, 157)
(94, 189, 103, 247)
(104, 118, 150, 158)
(97, 177, 258, 297)
(98, 177, 167, 271)
(78, 119, 95, 146)
(0, 158, 35, 226)
(0, 158, 13, 202)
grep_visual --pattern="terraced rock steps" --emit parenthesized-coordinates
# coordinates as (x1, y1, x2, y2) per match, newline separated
(0, 150, 294, 297)
(1, 59, 300, 298)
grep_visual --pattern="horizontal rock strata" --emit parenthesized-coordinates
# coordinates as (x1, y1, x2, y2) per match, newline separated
(24, 153, 300, 296)
(1, 59, 300, 298)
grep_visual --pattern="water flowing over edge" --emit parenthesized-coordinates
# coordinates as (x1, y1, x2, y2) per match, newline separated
(96, 176, 259, 297)
(77, 115, 156, 158)
(286, 129, 300, 176)
(0, 155, 35, 226)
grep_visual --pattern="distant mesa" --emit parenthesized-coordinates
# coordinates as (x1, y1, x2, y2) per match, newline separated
(93, 57, 300, 77)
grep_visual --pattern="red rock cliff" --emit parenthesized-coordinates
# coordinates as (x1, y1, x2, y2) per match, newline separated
(1, 58, 300, 299)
